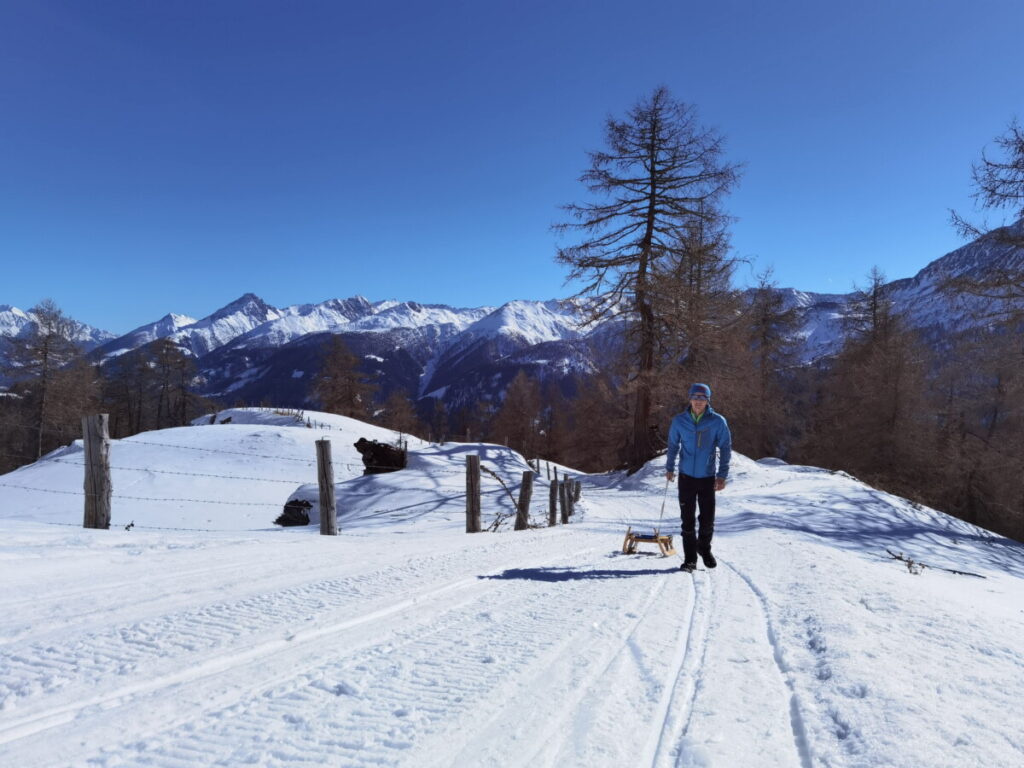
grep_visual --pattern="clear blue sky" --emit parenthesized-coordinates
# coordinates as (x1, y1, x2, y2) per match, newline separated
(2, 0, 1021, 334)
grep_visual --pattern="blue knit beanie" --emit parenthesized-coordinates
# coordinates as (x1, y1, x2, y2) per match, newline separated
(689, 383, 711, 400)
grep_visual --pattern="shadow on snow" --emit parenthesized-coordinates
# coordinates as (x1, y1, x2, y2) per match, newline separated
(716, 487, 1024, 578)
(480, 564, 676, 582)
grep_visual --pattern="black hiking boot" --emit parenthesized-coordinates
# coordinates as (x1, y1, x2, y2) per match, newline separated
(680, 560, 697, 572)
(699, 551, 717, 569)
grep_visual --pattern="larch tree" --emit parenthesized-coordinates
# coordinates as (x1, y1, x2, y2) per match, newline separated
(429, 397, 448, 443)
(3, 299, 85, 459)
(947, 119, 1024, 322)
(944, 119, 1024, 540)
(805, 268, 927, 490)
(740, 270, 802, 458)
(488, 370, 543, 459)
(314, 336, 376, 419)
(650, 218, 743, 409)
(555, 86, 740, 471)
(952, 119, 1024, 243)
(379, 389, 422, 437)
(151, 339, 196, 428)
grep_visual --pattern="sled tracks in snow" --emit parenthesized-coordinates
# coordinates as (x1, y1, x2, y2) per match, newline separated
(640, 570, 715, 768)
(726, 562, 815, 768)
(643, 562, 815, 768)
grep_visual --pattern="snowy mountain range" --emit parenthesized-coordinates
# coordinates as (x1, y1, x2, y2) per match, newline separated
(2, 223, 1022, 407)
(0, 304, 114, 351)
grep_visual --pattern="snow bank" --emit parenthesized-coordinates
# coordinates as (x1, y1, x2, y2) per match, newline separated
(1, 411, 1023, 767)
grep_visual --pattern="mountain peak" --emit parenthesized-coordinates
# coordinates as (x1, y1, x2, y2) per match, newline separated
(211, 293, 274, 318)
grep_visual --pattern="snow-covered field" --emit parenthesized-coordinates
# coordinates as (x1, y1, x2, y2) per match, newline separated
(1, 409, 1023, 767)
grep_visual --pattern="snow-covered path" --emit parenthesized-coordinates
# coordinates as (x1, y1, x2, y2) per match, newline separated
(1, 525, 802, 768)
(2, 409, 1023, 767)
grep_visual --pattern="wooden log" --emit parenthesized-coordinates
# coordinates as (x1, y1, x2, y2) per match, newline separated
(515, 471, 533, 531)
(82, 414, 111, 529)
(316, 439, 337, 535)
(559, 479, 569, 524)
(548, 479, 558, 526)
(466, 454, 481, 533)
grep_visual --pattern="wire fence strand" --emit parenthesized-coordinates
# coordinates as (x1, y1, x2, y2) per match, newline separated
(49, 458, 314, 485)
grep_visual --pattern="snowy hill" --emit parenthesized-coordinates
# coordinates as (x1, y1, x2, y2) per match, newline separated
(1, 409, 1022, 766)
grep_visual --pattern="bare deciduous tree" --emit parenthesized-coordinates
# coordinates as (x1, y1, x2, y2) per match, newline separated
(947, 120, 1024, 323)
(314, 336, 376, 419)
(556, 86, 740, 471)
(379, 388, 422, 436)
(738, 270, 802, 458)
(488, 370, 543, 458)
(3, 299, 85, 459)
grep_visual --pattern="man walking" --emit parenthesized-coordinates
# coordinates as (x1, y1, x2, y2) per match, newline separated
(665, 383, 732, 572)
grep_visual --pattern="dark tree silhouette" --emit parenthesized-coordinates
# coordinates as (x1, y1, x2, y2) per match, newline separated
(555, 86, 740, 470)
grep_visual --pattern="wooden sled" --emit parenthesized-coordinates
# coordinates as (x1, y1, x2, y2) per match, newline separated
(622, 526, 677, 557)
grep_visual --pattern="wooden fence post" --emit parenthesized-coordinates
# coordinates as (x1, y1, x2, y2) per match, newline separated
(548, 480, 558, 526)
(316, 439, 337, 535)
(573, 480, 582, 504)
(82, 414, 111, 529)
(559, 479, 569, 524)
(466, 454, 481, 533)
(515, 471, 533, 531)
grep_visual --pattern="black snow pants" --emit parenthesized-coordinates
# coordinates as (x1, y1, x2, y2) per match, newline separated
(678, 474, 716, 562)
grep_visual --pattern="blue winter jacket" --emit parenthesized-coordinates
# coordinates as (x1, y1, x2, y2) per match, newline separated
(665, 406, 732, 479)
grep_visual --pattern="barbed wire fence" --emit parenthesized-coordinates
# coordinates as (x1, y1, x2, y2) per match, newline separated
(0, 413, 581, 535)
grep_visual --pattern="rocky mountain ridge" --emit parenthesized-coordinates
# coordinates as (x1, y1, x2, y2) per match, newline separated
(3, 223, 1021, 408)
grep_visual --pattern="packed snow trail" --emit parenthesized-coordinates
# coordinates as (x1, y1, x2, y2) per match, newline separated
(1, 531, 714, 767)
(2, 409, 1023, 767)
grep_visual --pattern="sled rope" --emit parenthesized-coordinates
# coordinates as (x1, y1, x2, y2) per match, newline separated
(660, 478, 686, 562)
(656, 477, 670, 535)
